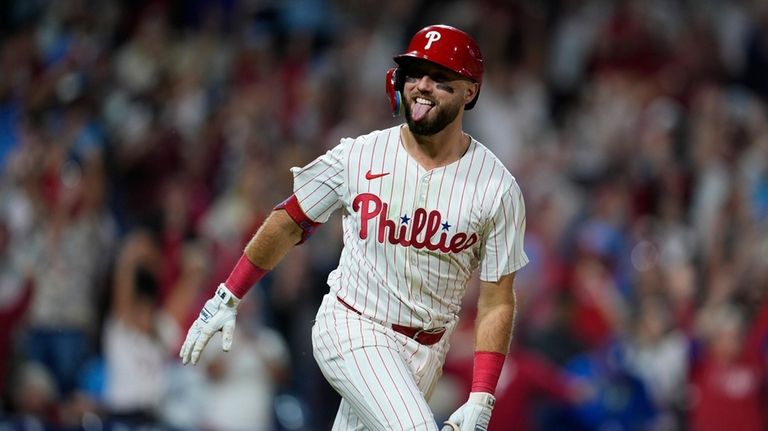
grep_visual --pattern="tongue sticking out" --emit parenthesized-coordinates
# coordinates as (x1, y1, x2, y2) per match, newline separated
(411, 103, 432, 122)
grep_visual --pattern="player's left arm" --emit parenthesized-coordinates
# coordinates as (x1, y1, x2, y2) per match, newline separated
(473, 181, 526, 354)
(443, 272, 516, 431)
(475, 272, 516, 354)
(445, 180, 526, 431)
(442, 273, 516, 431)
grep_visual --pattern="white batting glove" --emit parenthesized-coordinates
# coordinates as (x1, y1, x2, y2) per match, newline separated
(442, 392, 495, 431)
(179, 284, 240, 365)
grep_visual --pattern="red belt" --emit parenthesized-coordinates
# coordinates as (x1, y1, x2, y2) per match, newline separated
(337, 296, 446, 346)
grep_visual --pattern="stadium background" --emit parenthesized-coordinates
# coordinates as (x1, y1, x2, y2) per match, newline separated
(1, 0, 767, 430)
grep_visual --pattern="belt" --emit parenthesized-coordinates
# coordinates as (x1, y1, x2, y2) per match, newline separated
(336, 296, 446, 346)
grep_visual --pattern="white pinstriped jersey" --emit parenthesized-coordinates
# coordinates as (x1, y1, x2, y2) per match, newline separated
(292, 125, 528, 330)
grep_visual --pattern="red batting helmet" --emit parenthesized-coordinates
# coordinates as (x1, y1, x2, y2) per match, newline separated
(386, 24, 484, 116)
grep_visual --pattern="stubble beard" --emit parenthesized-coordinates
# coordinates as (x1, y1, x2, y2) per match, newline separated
(404, 99, 461, 136)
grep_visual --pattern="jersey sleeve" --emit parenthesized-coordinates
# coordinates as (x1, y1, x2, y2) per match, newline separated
(290, 139, 350, 223)
(479, 180, 529, 282)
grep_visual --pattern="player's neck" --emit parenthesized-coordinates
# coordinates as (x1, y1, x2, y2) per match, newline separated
(401, 122, 470, 171)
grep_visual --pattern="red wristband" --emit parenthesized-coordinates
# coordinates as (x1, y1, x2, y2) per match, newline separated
(224, 254, 268, 299)
(471, 351, 506, 394)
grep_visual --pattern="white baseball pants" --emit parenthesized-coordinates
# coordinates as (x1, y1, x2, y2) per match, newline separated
(312, 293, 451, 430)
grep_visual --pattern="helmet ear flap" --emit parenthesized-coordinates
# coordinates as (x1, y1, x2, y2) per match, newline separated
(385, 67, 404, 116)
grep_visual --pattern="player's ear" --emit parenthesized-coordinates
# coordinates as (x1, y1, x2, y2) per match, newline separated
(463, 82, 479, 107)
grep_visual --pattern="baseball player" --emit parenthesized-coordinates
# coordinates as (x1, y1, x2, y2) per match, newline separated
(180, 24, 528, 431)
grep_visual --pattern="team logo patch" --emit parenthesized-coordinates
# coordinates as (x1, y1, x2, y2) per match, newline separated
(424, 30, 441, 50)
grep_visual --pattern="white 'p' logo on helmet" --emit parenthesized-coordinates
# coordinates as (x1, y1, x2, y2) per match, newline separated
(424, 30, 441, 50)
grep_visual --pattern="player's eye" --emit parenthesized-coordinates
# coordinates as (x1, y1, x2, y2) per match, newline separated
(404, 74, 419, 83)
(404, 69, 427, 82)
(405, 71, 445, 82)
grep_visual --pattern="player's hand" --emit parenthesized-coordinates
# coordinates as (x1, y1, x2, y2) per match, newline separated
(442, 392, 495, 431)
(179, 284, 240, 365)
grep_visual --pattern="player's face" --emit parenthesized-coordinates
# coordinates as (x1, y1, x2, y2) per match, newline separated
(401, 61, 475, 136)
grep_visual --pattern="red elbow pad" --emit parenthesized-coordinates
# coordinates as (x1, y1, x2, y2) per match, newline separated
(274, 194, 320, 244)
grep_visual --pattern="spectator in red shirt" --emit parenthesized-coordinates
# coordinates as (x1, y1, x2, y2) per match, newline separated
(689, 304, 766, 431)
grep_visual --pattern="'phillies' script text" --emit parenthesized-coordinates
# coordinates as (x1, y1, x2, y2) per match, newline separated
(352, 193, 478, 253)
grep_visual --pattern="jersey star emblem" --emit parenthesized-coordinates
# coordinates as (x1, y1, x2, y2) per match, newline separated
(400, 214, 410, 224)
(441, 221, 451, 231)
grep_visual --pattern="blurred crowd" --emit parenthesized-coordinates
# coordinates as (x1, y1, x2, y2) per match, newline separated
(0, 0, 767, 430)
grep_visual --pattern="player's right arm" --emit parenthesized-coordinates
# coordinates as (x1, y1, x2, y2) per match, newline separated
(243, 209, 304, 270)
(179, 207, 309, 365)
(180, 138, 349, 366)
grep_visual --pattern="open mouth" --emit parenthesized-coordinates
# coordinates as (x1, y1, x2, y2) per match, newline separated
(411, 97, 435, 121)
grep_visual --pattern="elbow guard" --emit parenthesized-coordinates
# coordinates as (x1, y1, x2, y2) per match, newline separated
(274, 194, 320, 244)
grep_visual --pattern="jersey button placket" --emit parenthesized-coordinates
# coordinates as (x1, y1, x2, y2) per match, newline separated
(419, 174, 429, 203)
